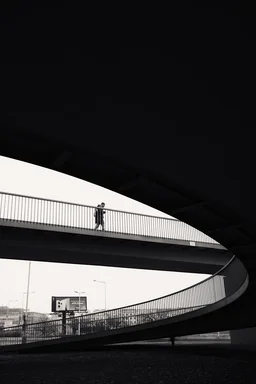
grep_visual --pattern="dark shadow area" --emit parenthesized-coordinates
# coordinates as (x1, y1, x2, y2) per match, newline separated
(1, 345, 255, 384)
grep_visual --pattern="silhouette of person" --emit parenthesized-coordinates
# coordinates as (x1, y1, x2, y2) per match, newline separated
(170, 335, 175, 347)
(94, 202, 106, 230)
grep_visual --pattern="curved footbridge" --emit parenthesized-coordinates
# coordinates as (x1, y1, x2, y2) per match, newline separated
(0, 191, 230, 274)
(0, 191, 247, 353)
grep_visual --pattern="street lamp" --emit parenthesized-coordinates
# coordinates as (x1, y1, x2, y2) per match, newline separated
(93, 280, 107, 310)
(74, 290, 85, 335)
(22, 291, 35, 322)
(25, 261, 32, 320)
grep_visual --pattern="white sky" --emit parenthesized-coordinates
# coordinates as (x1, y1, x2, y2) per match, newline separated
(0, 156, 209, 314)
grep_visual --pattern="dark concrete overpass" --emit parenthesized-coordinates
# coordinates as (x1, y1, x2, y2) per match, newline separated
(0, 5, 254, 345)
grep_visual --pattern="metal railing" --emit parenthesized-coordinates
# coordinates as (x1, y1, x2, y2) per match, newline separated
(0, 256, 248, 348)
(0, 191, 218, 244)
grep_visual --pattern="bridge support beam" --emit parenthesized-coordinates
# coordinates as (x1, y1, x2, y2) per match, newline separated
(230, 327, 256, 347)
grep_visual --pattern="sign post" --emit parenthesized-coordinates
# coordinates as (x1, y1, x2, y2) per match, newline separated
(51, 296, 87, 337)
(62, 310, 67, 337)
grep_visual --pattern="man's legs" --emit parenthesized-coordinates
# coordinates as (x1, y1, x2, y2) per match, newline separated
(94, 223, 100, 230)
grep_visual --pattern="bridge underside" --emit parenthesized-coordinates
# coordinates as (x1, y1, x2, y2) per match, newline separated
(0, 6, 255, 345)
(0, 224, 230, 274)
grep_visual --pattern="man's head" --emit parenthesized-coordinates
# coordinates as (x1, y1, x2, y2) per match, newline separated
(101, 202, 105, 207)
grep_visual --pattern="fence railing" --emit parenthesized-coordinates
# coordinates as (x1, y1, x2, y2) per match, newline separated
(0, 256, 248, 348)
(0, 191, 218, 244)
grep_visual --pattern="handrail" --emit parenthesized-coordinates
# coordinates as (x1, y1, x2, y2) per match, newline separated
(1, 305, 206, 332)
(77, 256, 236, 316)
(0, 190, 178, 220)
(0, 191, 218, 244)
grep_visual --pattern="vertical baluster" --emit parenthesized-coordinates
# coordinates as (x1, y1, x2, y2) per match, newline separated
(44, 200, 47, 224)
(113, 209, 115, 234)
(0, 193, 2, 219)
(64, 203, 67, 227)
(33, 199, 36, 223)
(9, 194, 13, 220)
(120, 212, 123, 234)
(81, 205, 84, 229)
(38, 199, 41, 224)
(172, 219, 175, 240)
(78, 204, 80, 229)
(43, 199, 46, 224)
(121, 211, 123, 234)
(61, 202, 64, 227)
(119, 211, 122, 234)
(52, 201, 54, 226)
(67, 203, 70, 227)
(30, 198, 33, 223)
(13, 195, 17, 221)
(27, 198, 30, 223)
(28, 197, 31, 223)
(5, 194, 10, 220)
(56, 202, 59, 226)
(24, 197, 27, 222)
(150, 215, 153, 238)
(109, 209, 112, 233)
(49, 200, 51, 225)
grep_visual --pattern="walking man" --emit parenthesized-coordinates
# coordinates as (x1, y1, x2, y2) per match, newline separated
(94, 202, 106, 230)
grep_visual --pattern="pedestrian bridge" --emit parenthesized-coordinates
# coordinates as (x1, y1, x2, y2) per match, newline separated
(0, 191, 219, 246)
(0, 191, 230, 274)
(0, 191, 248, 353)
(0, 255, 248, 353)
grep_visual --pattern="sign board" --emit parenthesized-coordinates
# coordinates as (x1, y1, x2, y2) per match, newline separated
(51, 296, 87, 312)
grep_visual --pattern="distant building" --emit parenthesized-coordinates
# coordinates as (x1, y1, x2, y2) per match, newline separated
(0, 306, 49, 327)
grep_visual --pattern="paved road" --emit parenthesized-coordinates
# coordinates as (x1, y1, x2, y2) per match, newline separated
(0, 345, 255, 384)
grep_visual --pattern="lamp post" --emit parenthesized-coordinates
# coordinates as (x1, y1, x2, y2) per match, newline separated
(25, 261, 32, 321)
(22, 291, 35, 322)
(74, 290, 85, 335)
(93, 280, 107, 310)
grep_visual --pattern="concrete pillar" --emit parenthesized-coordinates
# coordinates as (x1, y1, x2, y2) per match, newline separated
(230, 327, 256, 346)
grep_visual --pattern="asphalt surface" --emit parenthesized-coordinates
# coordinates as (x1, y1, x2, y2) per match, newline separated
(1, 344, 255, 384)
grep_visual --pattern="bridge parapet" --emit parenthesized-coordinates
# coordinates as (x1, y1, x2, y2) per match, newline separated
(0, 191, 219, 246)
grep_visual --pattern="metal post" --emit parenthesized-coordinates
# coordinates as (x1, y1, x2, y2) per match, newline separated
(104, 282, 106, 311)
(25, 262, 31, 320)
(22, 291, 35, 323)
(74, 290, 85, 335)
(78, 292, 81, 336)
(23, 261, 31, 343)
(62, 311, 67, 336)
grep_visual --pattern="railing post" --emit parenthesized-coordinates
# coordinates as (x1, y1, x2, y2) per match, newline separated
(22, 314, 27, 344)
(62, 311, 67, 337)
